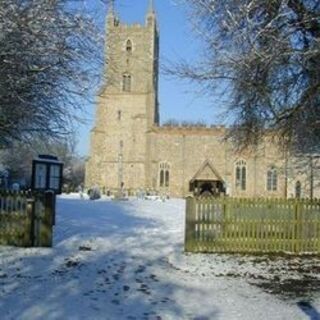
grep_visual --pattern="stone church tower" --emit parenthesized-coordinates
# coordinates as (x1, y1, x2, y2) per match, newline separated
(85, 1, 159, 192)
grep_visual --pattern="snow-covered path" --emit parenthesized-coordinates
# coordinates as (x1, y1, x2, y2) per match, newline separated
(0, 197, 319, 319)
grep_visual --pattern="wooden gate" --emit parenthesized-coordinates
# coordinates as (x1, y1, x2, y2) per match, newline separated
(0, 191, 55, 247)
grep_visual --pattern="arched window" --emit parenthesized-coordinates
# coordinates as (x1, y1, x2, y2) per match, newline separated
(295, 181, 301, 199)
(267, 166, 278, 191)
(126, 39, 132, 53)
(122, 74, 131, 92)
(235, 160, 246, 191)
(165, 170, 169, 187)
(118, 110, 122, 121)
(160, 170, 164, 187)
(159, 162, 170, 188)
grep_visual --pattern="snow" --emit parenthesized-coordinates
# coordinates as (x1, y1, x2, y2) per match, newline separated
(1, 195, 320, 319)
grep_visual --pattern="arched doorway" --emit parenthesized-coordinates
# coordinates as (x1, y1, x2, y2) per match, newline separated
(200, 182, 214, 195)
(190, 180, 225, 197)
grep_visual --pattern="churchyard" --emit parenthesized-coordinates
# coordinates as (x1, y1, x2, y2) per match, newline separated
(1, 195, 320, 319)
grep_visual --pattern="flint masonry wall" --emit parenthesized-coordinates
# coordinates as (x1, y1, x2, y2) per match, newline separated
(148, 126, 287, 198)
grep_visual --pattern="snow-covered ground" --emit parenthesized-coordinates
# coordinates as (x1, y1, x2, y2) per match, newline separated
(1, 195, 320, 320)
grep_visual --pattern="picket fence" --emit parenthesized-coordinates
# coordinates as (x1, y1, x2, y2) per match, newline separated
(185, 197, 320, 254)
(0, 190, 55, 247)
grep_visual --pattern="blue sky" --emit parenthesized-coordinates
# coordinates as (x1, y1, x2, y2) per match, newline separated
(77, 0, 225, 156)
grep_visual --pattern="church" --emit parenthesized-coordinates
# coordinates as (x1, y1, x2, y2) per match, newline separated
(85, 2, 320, 199)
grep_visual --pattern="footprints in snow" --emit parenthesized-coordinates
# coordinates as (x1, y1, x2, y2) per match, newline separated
(81, 259, 173, 308)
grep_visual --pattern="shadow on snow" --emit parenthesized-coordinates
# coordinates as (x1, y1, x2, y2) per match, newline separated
(0, 198, 218, 320)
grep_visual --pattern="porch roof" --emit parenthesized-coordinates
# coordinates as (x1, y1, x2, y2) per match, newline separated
(190, 160, 224, 183)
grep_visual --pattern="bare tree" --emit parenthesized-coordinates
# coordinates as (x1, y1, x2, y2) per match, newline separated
(0, 0, 108, 147)
(171, 0, 320, 152)
(162, 119, 180, 127)
(0, 134, 85, 189)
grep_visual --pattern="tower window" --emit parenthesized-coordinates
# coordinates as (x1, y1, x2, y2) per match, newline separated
(122, 74, 131, 92)
(235, 160, 246, 191)
(126, 40, 132, 53)
(118, 110, 122, 121)
(267, 166, 278, 191)
(159, 162, 170, 188)
(295, 181, 301, 199)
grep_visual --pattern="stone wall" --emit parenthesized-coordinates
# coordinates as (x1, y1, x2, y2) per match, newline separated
(148, 127, 288, 198)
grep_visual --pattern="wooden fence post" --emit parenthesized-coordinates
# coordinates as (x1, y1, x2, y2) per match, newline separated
(294, 201, 302, 254)
(222, 200, 228, 250)
(38, 191, 54, 247)
(51, 194, 56, 226)
(185, 196, 195, 252)
(25, 199, 35, 247)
